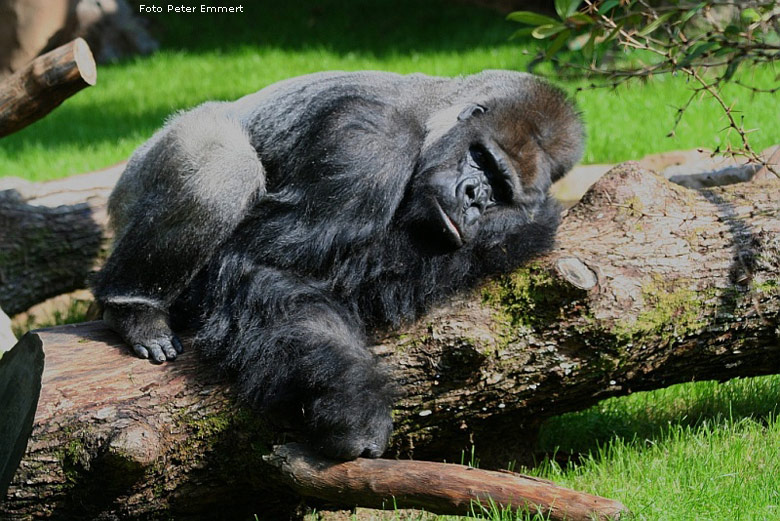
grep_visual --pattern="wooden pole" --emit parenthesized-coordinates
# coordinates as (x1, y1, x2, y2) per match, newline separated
(0, 38, 96, 138)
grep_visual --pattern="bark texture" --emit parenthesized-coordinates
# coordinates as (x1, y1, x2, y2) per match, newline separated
(266, 443, 627, 520)
(0, 38, 95, 137)
(1, 163, 778, 519)
(0, 165, 120, 315)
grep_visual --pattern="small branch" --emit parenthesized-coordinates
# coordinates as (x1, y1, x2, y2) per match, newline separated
(686, 67, 778, 177)
(0, 38, 97, 138)
(265, 443, 628, 521)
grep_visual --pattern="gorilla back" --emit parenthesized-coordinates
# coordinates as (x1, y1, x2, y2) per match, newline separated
(93, 70, 583, 459)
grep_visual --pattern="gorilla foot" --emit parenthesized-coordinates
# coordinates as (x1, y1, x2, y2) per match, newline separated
(102, 302, 184, 363)
(131, 335, 184, 363)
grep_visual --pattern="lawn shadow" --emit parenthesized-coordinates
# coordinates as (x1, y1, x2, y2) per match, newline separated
(145, 0, 523, 57)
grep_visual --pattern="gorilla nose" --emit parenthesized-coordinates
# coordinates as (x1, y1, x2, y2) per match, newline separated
(457, 176, 491, 224)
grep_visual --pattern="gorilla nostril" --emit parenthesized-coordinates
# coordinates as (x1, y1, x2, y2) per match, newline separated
(459, 177, 483, 204)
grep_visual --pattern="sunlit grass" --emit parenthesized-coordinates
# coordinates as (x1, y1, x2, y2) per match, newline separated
(0, 0, 777, 180)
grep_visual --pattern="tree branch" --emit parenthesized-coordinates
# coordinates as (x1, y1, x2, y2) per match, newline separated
(0, 38, 96, 138)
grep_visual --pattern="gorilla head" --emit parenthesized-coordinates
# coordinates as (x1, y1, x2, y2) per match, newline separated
(402, 84, 583, 253)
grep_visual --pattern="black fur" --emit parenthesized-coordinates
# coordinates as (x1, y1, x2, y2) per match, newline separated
(93, 70, 583, 459)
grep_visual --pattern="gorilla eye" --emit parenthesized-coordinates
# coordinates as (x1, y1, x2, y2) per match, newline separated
(468, 145, 513, 205)
(468, 146, 488, 170)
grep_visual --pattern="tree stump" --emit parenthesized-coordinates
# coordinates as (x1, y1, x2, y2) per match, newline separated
(1, 163, 778, 519)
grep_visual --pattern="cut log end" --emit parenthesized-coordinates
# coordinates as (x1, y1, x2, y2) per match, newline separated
(0, 38, 98, 137)
(74, 38, 97, 86)
(556, 256, 598, 290)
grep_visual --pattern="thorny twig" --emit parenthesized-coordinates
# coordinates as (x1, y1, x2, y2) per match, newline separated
(518, 0, 780, 177)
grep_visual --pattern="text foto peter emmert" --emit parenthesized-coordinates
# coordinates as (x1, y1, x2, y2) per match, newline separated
(140, 4, 244, 13)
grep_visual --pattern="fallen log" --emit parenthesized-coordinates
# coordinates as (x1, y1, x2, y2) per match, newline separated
(1, 163, 778, 518)
(2, 325, 628, 520)
(0, 165, 120, 315)
(0, 38, 96, 138)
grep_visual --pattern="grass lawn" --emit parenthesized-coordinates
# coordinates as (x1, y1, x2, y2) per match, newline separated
(0, 0, 777, 180)
(2, 1, 778, 519)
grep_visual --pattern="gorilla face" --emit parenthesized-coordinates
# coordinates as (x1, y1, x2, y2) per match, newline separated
(404, 100, 570, 252)
(426, 141, 521, 248)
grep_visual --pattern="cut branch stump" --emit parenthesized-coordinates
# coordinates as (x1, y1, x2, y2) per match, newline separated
(0, 38, 96, 138)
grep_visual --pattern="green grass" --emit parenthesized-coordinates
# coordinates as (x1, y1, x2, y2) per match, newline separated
(307, 377, 780, 521)
(0, 0, 777, 180)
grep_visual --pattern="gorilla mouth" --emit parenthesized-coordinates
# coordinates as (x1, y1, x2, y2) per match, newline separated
(433, 198, 463, 247)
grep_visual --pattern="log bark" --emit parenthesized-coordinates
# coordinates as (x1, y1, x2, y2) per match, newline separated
(0, 38, 96, 138)
(0, 165, 120, 315)
(265, 443, 627, 520)
(1, 163, 779, 519)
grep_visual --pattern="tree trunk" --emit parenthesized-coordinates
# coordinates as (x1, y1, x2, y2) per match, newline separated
(0, 38, 96, 138)
(0, 165, 120, 315)
(1, 163, 778, 519)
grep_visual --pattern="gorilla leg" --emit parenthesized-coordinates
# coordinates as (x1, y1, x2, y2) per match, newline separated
(193, 260, 395, 459)
(93, 103, 265, 362)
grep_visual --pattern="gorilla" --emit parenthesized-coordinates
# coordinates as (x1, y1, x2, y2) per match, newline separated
(93, 70, 583, 460)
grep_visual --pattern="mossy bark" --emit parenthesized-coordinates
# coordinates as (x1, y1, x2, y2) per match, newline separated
(387, 163, 779, 463)
(2, 163, 779, 519)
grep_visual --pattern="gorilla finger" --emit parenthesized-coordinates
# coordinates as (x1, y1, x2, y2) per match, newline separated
(171, 335, 184, 354)
(132, 344, 150, 359)
(160, 339, 178, 360)
(147, 343, 167, 364)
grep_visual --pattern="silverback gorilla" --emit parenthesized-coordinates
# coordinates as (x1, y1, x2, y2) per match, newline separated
(93, 70, 583, 459)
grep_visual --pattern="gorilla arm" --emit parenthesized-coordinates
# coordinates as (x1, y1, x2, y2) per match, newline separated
(193, 256, 396, 460)
(93, 103, 266, 362)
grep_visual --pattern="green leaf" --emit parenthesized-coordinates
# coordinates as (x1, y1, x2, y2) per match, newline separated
(680, 41, 718, 66)
(723, 57, 742, 81)
(679, 2, 706, 24)
(532, 23, 567, 39)
(555, 0, 580, 19)
(568, 13, 595, 25)
(636, 12, 675, 37)
(604, 22, 624, 43)
(740, 8, 761, 24)
(582, 30, 597, 60)
(506, 11, 560, 26)
(598, 0, 620, 14)
(508, 27, 536, 40)
(545, 29, 572, 58)
(713, 46, 734, 57)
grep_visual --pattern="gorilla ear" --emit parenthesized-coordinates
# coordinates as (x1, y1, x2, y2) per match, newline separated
(457, 103, 488, 121)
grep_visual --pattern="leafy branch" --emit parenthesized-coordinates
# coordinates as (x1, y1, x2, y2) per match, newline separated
(508, 0, 779, 176)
